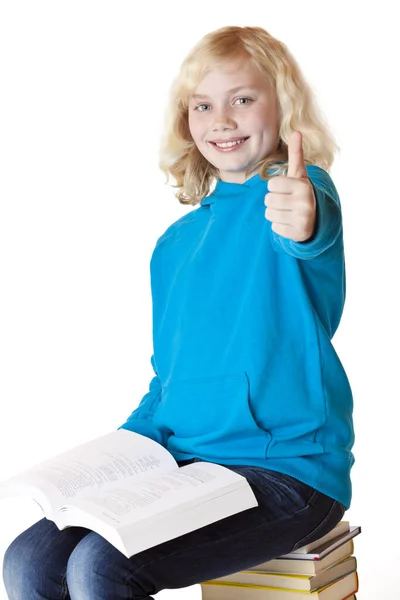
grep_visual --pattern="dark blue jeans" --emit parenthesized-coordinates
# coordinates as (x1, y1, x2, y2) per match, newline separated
(2, 459, 346, 600)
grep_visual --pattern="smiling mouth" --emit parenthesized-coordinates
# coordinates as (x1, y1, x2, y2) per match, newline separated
(210, 137, 249, 146)
(210, 137, 250, 148)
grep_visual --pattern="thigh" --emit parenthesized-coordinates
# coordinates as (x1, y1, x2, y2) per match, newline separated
(3, 517, 91, 600)
(128, 466, 345, 591)
(66, 465, 345, 599)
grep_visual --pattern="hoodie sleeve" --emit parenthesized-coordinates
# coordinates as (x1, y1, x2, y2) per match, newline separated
(118, 354, 169, 447)
(270, 165, 343, 260)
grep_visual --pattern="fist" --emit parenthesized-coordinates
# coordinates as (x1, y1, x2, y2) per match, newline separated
(264, 131, 317, 243)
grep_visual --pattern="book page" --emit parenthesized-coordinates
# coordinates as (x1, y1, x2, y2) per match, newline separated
(0, 430, 177, 511)
(61, 461, 250, 528)
(55, 463, 258, 557)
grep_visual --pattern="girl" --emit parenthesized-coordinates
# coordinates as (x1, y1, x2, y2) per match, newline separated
(3, 25, 354, 600)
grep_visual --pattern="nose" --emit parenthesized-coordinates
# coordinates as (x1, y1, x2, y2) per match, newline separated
(212, 106, 237, 131)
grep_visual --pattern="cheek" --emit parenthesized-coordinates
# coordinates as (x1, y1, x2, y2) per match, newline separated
(188, 116, 202, 141)
(250, 105, 279, 131)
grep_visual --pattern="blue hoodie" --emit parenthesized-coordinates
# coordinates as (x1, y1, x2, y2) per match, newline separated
(119, 165, 355, 509)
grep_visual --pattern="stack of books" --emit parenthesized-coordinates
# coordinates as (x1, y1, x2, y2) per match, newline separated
(200, 521, 361, 600)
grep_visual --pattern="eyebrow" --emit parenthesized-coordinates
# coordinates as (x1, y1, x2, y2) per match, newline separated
(190, 85, 259, 101)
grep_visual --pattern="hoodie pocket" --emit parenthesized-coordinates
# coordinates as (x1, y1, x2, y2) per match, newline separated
(153, 371, 271, 459)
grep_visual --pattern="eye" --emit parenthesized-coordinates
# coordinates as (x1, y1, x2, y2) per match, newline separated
(194, 97, 253, 112)
(235, 97, 252, 105)
(194, 103, 210, 112)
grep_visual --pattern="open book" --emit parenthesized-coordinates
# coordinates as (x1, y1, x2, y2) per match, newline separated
(0, 429, 258, 558)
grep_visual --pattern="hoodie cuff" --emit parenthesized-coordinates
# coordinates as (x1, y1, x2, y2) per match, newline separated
(271, 174, 342, 260)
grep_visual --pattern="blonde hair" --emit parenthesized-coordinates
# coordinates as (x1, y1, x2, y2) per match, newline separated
(158, 25, 340, 206)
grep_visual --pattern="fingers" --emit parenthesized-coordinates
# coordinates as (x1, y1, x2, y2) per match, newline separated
(287, 131, 308, 179)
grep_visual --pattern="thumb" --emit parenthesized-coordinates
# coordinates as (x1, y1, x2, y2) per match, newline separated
(287, 131, 308, 179)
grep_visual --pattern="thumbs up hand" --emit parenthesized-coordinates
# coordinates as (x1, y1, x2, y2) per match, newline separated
(264, 131, 317, 243)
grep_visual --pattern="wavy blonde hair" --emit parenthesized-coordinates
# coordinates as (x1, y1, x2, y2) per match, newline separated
(158, 25, 340, 206)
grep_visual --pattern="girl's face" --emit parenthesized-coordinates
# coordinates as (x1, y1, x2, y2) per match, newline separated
(188, 60, 280, 184)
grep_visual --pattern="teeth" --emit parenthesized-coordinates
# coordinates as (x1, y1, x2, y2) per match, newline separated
(215, 138, 246, 148)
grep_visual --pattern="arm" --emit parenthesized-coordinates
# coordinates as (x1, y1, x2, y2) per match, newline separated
(118, 354, 169, 447)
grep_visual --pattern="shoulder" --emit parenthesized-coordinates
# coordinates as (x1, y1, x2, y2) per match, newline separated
(155, 208, 200, 249)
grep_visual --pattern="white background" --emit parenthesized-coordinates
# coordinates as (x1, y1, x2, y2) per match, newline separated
(0, 2, 398, 599)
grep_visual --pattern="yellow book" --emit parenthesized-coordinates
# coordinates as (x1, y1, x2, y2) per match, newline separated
(206, 556, 357, 592)
(201, 571, 358, 600)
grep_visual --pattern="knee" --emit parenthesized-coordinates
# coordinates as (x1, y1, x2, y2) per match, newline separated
(3, 529, 38, 598)
(66, 533, 148, 598)
(66, 536, 94, 590)
(3, 518, 66, 598)
(66, 532, 124, 596)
